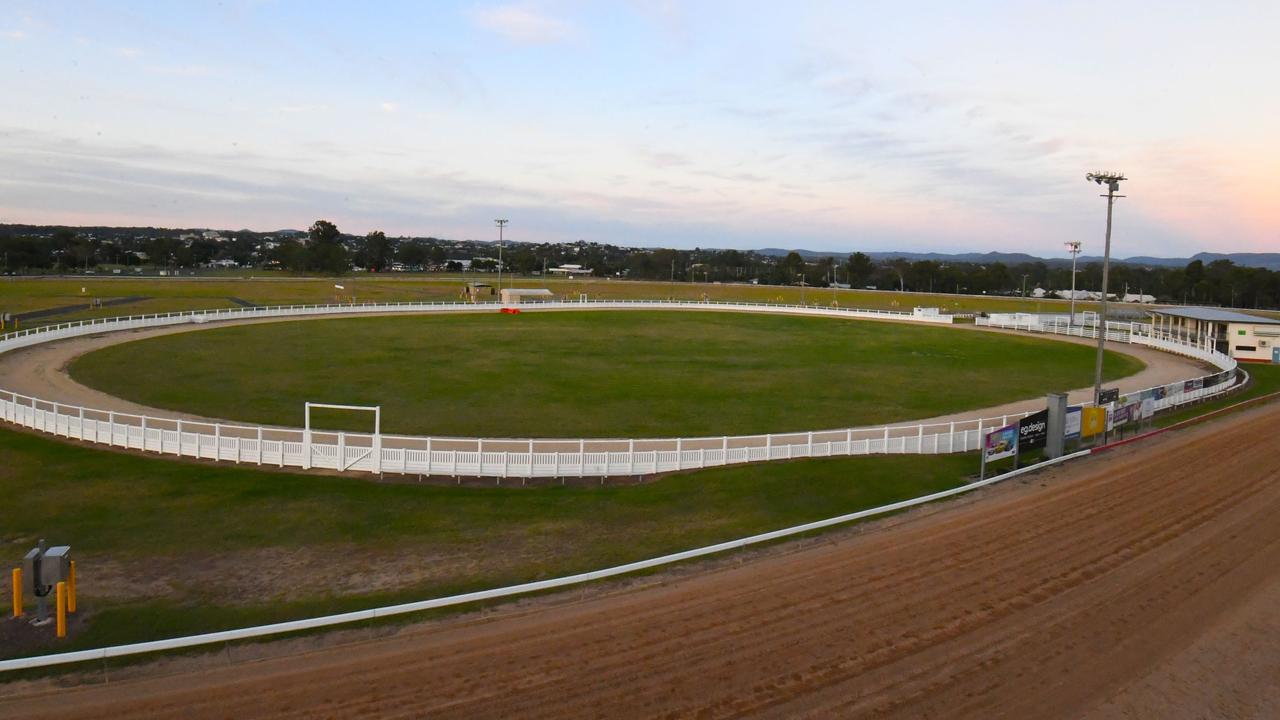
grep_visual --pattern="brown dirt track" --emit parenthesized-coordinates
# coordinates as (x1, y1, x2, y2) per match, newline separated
(5, 401, 1279, 719)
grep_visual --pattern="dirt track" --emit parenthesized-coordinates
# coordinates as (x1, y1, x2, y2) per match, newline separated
(5, 400, 1278, 719)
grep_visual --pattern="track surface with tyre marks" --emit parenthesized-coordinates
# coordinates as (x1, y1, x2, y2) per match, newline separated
(6, 402, 1280, 719)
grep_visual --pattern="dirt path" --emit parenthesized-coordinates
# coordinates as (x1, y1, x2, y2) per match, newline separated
(4, 400, 1278, 719)
(0, 312, 1209, 448)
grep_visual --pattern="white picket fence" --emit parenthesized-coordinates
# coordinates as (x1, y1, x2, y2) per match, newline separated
(0, 301, 1240, 479)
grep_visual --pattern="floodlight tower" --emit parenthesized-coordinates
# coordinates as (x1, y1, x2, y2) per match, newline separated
(1085, 171, 1126, 405)
(1064, 240, 1082, 328)
(494, 219, 508, 294)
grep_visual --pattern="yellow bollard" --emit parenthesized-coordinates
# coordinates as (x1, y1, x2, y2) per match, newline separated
(68, 561, 77, 614)
(56, 581, 67, 638)
(10, 568, 20, 617)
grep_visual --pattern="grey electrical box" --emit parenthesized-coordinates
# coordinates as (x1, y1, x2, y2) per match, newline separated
(41, 546, 71, 587)
(22, 547, 43, 594)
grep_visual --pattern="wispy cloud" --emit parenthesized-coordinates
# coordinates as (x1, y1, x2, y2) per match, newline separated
(380, 101, 399, 114)
(471, 4, 573, 44)
(2, 29, 26, 40)
(116, 46, 142, 57)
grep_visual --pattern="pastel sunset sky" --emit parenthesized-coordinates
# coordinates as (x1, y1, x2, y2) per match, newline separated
(1, 1, 1276, 257)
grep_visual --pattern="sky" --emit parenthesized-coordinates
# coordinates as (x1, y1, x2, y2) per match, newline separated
(1, 1, 1277, 258)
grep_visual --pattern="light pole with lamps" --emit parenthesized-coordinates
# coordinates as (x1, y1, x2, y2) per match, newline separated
(1065, 240, 1081, 328)
(494, 219, 508, 295)
(1086, 171, 1126, 405)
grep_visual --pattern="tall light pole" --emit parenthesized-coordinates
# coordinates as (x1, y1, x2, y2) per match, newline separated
(1021, 274, 1029, 298)
(1086, 171, 1126, 405)
(1065, 240, 1081, 328)
(494, 219, 508, 294)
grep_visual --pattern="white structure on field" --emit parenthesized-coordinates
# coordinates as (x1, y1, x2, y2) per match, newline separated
(1148, 306, 1280, 363)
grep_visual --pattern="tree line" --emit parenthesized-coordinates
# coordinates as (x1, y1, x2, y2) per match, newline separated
(2, 222, 1278, 309)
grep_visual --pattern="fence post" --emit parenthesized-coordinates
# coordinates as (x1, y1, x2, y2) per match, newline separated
(629, 439, 635, 475)
(214, 423, 222, 461)
(882, 426, 889, 452)
(78, 407, 85, 442)
(766, 433, 772, 458)
(337, 431, 345, 470)
(948, 421, 955, 452)
(108, 411, 115, 446)
(917, 424, 924, 453)
(257, 426, 263, 465)
(141, 415, 148, 451)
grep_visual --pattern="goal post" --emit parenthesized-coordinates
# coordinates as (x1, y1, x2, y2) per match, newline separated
(303, 402, 381, 472)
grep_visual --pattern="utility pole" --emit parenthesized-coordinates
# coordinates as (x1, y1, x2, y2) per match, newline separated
(1021, 274, 1029, 298)
(494, 219, 508, 293)
(1086, 171, 1126, 405)
(1065, 240, 1081, 328)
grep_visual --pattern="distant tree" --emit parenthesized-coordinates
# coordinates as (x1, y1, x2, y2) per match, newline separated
(428, 245, 447, 268)
(846, 252, 874, 286)
(361, 230, 393, 271)
(397, 241, 428, 268)
(306, 220, 349, 274)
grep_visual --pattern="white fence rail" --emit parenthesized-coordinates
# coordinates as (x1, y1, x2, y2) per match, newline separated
(0, 301, 1241, 479)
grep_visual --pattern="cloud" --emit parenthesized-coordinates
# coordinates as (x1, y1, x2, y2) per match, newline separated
(116, 47, 142, 57)
(2, 29, 26, 40)
(380, 101, 399, 114)
(471, 4, 573, 44)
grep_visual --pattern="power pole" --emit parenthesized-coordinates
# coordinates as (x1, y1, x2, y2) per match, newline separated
(1086, 172, 1126, 405)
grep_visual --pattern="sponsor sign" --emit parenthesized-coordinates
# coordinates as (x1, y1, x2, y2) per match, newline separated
(1064, 406, 1082, 440)
(983, 423, 1018, 461)
(1152, 385, 1167, 402)
(1111, 403, 1131, 427)
(1098, 387, 1120, 405)
(1081, 407, 1106, 437)
(1017, 409, 1049, 451)
(1141, 397, 1155, 420)
(1184, 378, 1203, 393)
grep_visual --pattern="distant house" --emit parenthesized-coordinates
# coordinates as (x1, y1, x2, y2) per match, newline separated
(547, 264, 590, 276)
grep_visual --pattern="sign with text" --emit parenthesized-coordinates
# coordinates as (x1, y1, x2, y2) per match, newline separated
(1064, 406, 1082, 440)
(1098, 387, 1120, 405)
(983, 423, 1018, 461)
(1017, 409, 1049, 451)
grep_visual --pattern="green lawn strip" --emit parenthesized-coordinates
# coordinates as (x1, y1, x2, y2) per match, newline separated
(68, 312, 1143, 438)
(0, 426, 975, 658)
(2, 276, 1119, 319)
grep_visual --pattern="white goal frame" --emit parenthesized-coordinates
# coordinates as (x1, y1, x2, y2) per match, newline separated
(303, 402, 381, 472)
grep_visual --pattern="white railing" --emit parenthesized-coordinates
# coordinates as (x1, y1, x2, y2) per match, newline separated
(0, 301, 1240, 479)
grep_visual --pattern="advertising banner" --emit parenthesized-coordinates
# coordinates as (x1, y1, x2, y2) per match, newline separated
(1111, 403, 1131, 427)
(1098, 387, 1120, 405)
(1017, 409, 1049, 451)
(1184, 377, 1203, 393)
(983, 423, 1018, 461)
(1064, 406, 1082, 440)
(1141, 397, 1155, 420)
(1152, 385, 1168, 402)
(1081, 407, 1106, 437)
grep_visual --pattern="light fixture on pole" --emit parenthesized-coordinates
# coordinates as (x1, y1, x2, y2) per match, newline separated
(1085, 171, 1126, 405)
(1064, 240, 1082, 328)
(494, 219, 508, 294)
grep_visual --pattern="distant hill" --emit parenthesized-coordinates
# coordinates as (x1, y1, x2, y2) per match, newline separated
(753, 247, 1280, 271)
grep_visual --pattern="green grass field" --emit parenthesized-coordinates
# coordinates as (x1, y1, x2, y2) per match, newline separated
(69, 311, 1144, 437)
(0, 275, 1127, 329)
(0, 424, 977, 657)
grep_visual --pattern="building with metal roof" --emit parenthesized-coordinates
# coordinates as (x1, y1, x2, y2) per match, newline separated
(1149, 307, 1280, 363)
